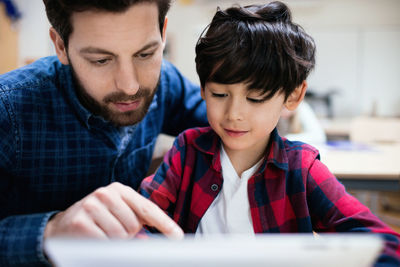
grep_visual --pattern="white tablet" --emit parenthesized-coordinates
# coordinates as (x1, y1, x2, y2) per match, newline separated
(44, 233, 383, 267)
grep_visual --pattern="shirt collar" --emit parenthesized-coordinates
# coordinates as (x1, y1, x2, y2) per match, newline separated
(193, 127, 289, 172)
(262, 127, 289, 171)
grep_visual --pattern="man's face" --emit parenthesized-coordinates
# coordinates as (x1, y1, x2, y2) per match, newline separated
(60, 3, 165, 126)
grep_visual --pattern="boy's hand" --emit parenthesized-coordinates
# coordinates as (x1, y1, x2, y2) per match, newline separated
(44, 182, 183, 240)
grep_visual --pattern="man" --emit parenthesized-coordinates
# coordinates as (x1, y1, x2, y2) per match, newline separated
(0, 0, 207, 265)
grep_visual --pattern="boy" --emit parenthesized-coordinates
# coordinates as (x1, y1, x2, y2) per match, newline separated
(140, 1, 400, 265)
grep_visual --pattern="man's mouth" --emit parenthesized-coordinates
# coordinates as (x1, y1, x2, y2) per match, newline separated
(112, 100, 142, 112)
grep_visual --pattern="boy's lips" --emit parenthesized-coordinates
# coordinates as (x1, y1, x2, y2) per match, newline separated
(224, 128, 248, 137)
(112, 100, 141, 112)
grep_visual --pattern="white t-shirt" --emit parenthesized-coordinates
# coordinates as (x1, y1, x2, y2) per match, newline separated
(195, 145, 263, 235)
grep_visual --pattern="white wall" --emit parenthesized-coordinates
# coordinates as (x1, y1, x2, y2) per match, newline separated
(294, 0, 400, 117)
(14, 0, 53, 66)
(13, 0, 400, 117)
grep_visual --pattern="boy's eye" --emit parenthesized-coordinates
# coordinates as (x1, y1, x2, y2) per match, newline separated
(247, 97, 266, 104)
(211, 92, 228, 98)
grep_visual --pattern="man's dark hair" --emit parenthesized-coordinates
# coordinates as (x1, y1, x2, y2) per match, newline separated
(195, 1, 316, 100)
(43, 0, 171, 48)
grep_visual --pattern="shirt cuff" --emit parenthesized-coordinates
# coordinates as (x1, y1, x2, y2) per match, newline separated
(37, 211, 59, 265)
(0, 211, 58, 266)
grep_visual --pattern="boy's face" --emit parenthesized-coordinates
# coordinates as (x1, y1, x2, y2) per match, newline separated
(51, 3, 166, 126)
(201, 82, 292, 159)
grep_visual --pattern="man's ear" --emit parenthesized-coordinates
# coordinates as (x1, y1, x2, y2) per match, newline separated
(49, 27, 69, 65)
(161, 17, 168, 49)
(285, 80, 307, 111)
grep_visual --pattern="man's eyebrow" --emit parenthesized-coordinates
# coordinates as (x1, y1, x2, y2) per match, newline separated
(134, 41, 160, 55)
(79, 47, 115, 56)
(79, 41, 161, 56)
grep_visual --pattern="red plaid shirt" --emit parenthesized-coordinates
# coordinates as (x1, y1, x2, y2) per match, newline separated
(140, 127, 400, 266)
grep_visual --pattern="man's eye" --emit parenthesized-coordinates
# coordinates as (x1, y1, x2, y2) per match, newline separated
(90, 59, 110, 65)
(138, 52, 154, 59)
(247, 97, 265, 104)
(211, 93, 227, 98)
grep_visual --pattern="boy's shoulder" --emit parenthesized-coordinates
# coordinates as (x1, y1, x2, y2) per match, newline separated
(179, 126, 213, 140)
(176, 127, 218, 154)
(282, 137, 320, 166)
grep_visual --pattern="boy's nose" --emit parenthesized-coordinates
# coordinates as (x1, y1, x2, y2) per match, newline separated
(226, 99, 244, 121)
(114, 63, 140, 95)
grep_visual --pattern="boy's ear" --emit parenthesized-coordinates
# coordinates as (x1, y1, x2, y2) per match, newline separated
(49, 27, 69, 65)
(200, 87, 205, 100)
(285, 80, 307, 111)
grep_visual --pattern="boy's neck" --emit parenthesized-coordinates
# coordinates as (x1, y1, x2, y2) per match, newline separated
(222, 136, 270, 177)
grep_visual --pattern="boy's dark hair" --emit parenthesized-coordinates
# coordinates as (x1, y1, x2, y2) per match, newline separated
(195, 1, 316, 100)
(43, 0, 171, 48)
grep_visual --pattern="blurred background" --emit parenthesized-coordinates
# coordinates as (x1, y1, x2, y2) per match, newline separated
(1, 0, 399, 119)
(1, 0, 399, 231)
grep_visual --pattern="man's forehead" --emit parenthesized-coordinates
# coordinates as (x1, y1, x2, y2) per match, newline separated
(69, 2, 159, 32)
(68, 3, 161, 53)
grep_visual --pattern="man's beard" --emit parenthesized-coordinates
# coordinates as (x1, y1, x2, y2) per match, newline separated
(69, 63, 159, 127)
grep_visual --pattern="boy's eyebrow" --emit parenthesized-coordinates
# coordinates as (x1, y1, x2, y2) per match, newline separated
(248, 88, 276, 100)
(79, 41, 160, 56)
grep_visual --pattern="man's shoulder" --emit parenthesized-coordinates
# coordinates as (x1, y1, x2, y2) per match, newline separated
(159, 60, 180, 87)
(0, 56, 63, 94)
(0, 56, 71, 120)
(160, 59, 178, 75)
(159, 60, 198, 89)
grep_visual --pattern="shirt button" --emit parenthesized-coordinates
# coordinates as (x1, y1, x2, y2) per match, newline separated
(211, 184, 219, 191)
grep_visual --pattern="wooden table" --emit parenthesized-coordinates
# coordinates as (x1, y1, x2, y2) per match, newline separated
(320, 142, 400, 229)
(321, 118, 351, 140)
(320, 143, 400, 192)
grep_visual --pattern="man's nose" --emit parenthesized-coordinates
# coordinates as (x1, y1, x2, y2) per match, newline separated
(114, 62, 140, 95)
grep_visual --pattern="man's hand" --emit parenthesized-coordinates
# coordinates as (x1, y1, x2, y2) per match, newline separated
(44, 182, 183, 240)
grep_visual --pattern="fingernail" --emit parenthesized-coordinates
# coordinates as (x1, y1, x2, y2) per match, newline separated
(169, 226, 184, 240)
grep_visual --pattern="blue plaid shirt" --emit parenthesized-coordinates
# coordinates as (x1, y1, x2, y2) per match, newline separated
(0, 56, 207, 266)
